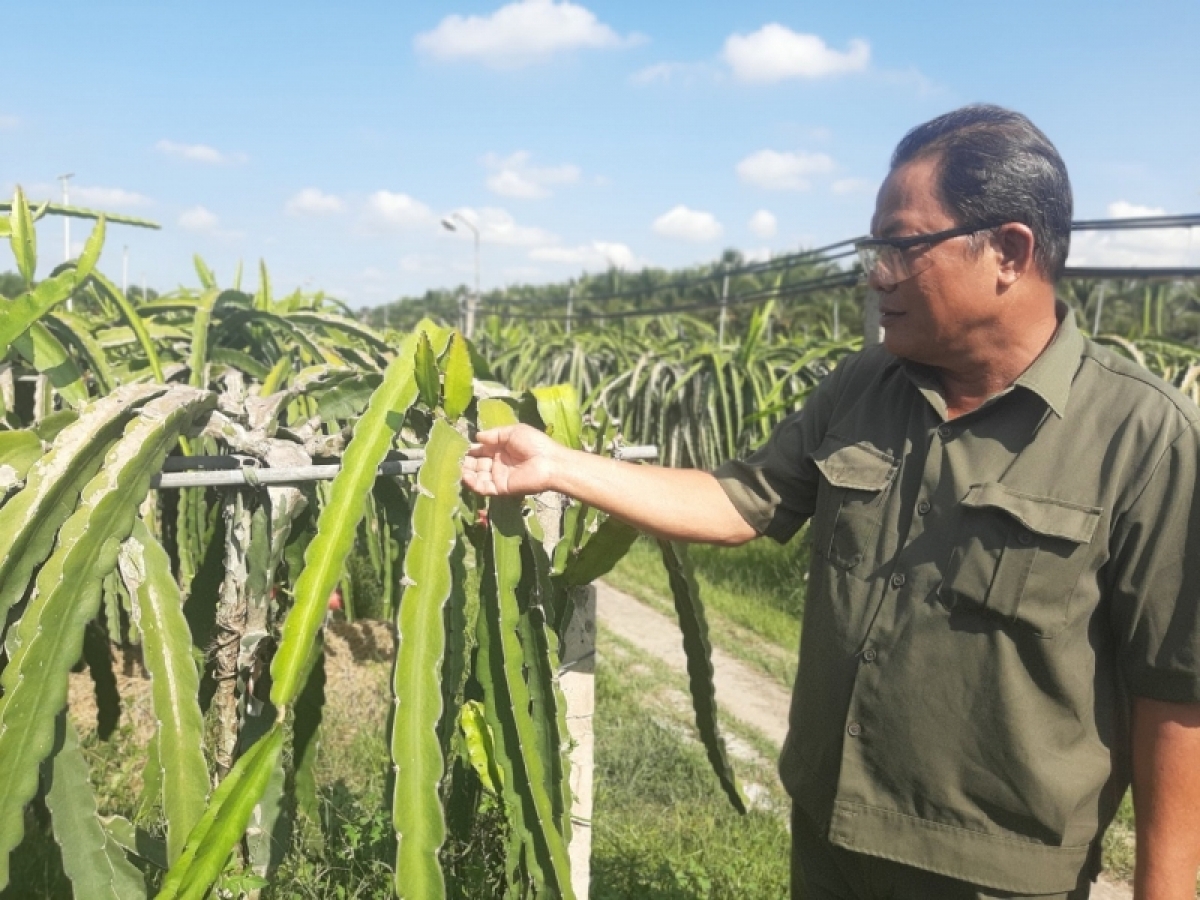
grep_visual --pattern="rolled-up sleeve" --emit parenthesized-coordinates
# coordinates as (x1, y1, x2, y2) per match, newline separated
(1109, 421, 1200, 703)
(712, 367, 843, 544)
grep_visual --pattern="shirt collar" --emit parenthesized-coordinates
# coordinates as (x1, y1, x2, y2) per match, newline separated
(884, 303, 1084, 420)
(1010, 303, 1082, 419)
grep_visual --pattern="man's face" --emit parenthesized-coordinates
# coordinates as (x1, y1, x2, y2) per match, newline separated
(868, 157, 1000, 368)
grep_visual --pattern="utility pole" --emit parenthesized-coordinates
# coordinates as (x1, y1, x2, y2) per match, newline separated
(1092, 282, 1108, 334)
(566, 284, 575, 336)
(718, 269, 730, 345)
(58, 173, 75, 310)
(57, 173, 74, 262)
(441, 213, 480, 339)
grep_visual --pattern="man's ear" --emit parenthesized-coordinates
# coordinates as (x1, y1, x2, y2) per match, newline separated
(993, 223, 1036, 286)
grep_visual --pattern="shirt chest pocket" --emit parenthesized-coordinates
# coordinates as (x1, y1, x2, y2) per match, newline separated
(812, 438, 898, 571)
(942, 483, 1102, 638)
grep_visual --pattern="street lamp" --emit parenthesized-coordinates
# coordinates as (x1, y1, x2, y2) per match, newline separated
(441, 213, 480, 339)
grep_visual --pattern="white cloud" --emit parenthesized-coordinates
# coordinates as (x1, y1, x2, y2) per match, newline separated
(1108, 200, 1165, 219)
(653, 205, 723, 243)
(630, 62, 679, 84)
(504, 265, 546, 281)
(743, 247, 773, 264)
(748, 209, 777, 238)
(286, 188, 345, 216)
(484, 151, 580, 199)
(366, 191, 434, 229)
(736, 149, 835, 191)
(446, 207, 559, 247)
(0, 115, 19, 130)
(530, 240, 640, 270)
(179, 205, 219, 232)
(723, 25, 869, 83)
(629, 61, 714, 85)
(155, 139, 247, 165)
(487, 170, 545, 199)
(831, 177, 872, 195)
(388, 255, 450, 276)
(1067, 201, 1200, 268)
(24, 183, 154, 209)
(414, 0, 641, 69)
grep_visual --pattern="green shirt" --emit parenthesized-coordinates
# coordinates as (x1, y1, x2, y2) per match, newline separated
(715, 310, 1200, 894)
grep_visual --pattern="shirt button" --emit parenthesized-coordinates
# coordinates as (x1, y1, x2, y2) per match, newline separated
(917, 499, 931, 515)
(862, 648, 877, 663)
(890, 573, 906, 588)
(937, 425, 952, 439)
(847, 722, 862, 737)
(1018, 530, 1033, 545)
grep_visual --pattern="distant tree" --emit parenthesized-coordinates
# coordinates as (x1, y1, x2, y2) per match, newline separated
(369, 289, 462, 331)
(127, 284, 160, 304)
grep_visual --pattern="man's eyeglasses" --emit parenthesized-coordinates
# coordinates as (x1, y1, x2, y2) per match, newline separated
(855, 223, 1004, 289)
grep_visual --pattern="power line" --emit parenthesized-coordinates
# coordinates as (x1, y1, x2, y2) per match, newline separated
(1061, 266, 1200, 279)
(492, 271, 860, 322)
(469, 213, 1200, 317)
(482, 243, 860, 313)
(1071, 214, 1200, 232)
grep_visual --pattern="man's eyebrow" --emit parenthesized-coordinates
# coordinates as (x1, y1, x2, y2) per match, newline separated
(874, 220, 905, 239)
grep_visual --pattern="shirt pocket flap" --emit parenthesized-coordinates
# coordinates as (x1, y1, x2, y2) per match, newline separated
(812, 438, 897, 492)
(961, 483, 1100, 545)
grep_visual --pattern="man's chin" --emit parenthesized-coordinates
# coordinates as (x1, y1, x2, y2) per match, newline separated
(881, 327, 933, 365)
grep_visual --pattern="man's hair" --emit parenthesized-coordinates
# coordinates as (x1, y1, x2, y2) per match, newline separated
(891, 104, 1072, 280)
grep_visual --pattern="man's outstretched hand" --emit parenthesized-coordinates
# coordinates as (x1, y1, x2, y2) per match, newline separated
(462, 424, 562, 497)
(462, 422, 756, 545)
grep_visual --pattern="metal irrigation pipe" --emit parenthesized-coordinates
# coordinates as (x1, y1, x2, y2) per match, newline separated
(151, 445, 660, 490)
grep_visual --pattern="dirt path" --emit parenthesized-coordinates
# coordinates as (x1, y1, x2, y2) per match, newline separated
(596, 580, 792, 747)
(594, 580, 1132, 900)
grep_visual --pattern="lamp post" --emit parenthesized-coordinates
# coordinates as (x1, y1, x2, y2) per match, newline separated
(441, 213, 480, 339)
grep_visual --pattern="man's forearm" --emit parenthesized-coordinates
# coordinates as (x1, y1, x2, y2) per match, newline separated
(550, 447, 758, 545)
(463, 424, 760, 545)
(1131, 696, 1200, 899)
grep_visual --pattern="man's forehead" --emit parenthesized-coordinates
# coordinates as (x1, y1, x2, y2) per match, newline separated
(870, 158, 951, 236)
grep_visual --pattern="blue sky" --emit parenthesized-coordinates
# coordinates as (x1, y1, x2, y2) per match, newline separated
(3, 1, 1198, 307)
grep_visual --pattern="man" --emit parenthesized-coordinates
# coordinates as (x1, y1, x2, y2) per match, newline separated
(462, 105, 1200, 899)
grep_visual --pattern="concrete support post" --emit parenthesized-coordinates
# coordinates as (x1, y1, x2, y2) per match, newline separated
(862, 288, 884, 347)
(560, 585, 596, 900)
(533, 490, 596, 899)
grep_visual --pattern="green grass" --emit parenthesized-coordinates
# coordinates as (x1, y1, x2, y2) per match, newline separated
(1102, 792, 1136, 884)
(592, 634, 791, 899)
(603, 534, 808, 687)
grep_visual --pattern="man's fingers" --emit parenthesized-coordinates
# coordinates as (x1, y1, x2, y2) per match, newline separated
(461, 466, 497, 496)
(469, 426, 514, 454)
(462, 455, 489, 472)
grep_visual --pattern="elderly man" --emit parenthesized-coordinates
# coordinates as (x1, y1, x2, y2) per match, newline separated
(462, 105, 1200, 899)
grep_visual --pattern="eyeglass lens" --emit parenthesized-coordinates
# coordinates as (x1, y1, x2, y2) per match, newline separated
(857, 244, 937, 289)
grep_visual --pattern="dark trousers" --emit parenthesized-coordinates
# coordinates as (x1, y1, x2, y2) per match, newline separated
(791, 805, 1093, 900)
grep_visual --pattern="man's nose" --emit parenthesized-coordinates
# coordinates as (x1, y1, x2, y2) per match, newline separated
(866, 265, 894, 293)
